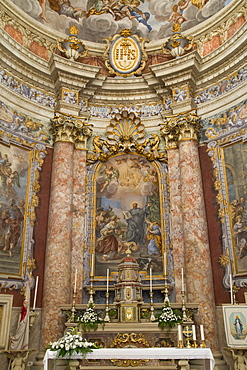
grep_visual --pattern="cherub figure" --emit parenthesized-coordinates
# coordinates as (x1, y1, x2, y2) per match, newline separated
(230, 350, 247, 370)
(10, 352, 28, 370)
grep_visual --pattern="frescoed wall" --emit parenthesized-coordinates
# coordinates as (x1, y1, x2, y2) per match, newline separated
(10, 0, 232, 43)
(0, 143, 29, 276)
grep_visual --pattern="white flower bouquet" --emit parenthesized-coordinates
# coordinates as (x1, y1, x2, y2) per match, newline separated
(47, 331, 97, 358)
(76, 303, 105, 332)
(156, 301, 182, 331)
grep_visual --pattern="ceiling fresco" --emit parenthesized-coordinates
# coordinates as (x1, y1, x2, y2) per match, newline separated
(10, 0, 232, 43)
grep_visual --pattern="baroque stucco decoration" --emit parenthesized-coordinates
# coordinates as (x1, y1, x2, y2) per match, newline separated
(87, 110, 167, 163)
(160, 110, 202, 148)
(50, 112, 93, 149)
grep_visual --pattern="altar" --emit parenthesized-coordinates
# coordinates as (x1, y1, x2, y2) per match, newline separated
(44, 347, 215, 370)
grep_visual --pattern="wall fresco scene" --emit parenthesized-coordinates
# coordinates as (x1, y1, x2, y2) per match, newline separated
(223, 141, 247, 275)
(0, 143, 30, 276)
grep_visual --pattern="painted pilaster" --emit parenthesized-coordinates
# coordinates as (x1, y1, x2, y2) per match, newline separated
(161, 111, 219, 350)
(41, 113, 92, 347)
(41, 140, 74, 348)
(167, 147, 185, 299)
(72, 148, 88, 303)
(178, 113, 219, 350)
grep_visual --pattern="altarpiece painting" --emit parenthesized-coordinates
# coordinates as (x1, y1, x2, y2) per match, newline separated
(94, 153, 163, 277)
(83, 110, 171, 302)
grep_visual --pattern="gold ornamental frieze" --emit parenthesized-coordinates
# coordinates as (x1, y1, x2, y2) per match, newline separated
(87, 110, 167, 164)
(50, 112, 93, 149)
(103, 29, 148, 77)
(160, 110, 202, 148)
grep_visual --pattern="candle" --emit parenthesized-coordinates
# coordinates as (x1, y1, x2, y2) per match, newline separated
(229, 273, 233, 305)
(150, 268, 152, 292)
(192, 325, 196, 341)
(90, 254, 94, 277)
(200, 324, 205, 341)
(74, 269, 77, 293)
(106, 268, 109, 293)
(181, 268, 184, 291)
(33, 276, 39, 311)
(178, 324, 182, 341)
(164, 252, 167, 276)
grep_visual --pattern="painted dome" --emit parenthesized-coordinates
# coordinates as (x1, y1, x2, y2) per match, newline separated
(8, 0, 233, 44)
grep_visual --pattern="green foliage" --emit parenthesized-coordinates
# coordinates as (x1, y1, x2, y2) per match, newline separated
(76, 303, 105, 332)
(156, 301, 182, 330)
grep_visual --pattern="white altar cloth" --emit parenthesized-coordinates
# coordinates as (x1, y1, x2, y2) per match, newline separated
(44, 347, 215, 370)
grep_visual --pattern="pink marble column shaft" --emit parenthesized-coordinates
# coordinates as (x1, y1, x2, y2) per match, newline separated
(179, 140, 219, 350)
(167, 148, 185, 300)
(41, 141, 74, 348)
(71, 149, 87, 303)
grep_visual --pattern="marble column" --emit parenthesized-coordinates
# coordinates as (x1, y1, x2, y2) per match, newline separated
(41, 141, 74, 348)
(167, 147, 185, 300)
(178, 138, 219, 350)
(71, 148, 87, 303)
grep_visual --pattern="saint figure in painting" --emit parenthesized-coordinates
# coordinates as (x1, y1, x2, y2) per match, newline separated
(234, 315, 243, 336)
(125, 202, 151, 246)
(146, 219, 161, 256)
(96, 215, 123, 261)
(2, 198, 24, 257)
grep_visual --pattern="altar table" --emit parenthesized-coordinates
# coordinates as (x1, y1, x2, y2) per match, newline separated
(44, 347, 215, 370)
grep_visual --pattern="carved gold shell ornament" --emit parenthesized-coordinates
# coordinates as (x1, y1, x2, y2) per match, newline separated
(87, 110, 167, 163)
(103, 29, 148, 77)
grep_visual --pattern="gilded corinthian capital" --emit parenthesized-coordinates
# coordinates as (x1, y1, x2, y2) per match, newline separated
(50, 112, 93, 149)
(160, 111, 202, 148)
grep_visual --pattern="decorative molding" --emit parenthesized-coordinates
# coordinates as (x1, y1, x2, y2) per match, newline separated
(50, 112, 93, 149)
(160, 110, 202, 148)
(195, 4, 247, 56)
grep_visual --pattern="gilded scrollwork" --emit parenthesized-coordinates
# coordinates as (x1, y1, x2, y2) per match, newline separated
(87, 110, 167, 164)
(160, 110, 202, 148)
(50, 112, 93, 149)
(110, 333, 150, 367)
(219, 249, 230, 268)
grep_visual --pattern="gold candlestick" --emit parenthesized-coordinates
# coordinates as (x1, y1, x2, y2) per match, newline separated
(150, 291, 155, 321)
(178, 340, 183, 348)
(163, 275, 170, 303)
(181, 290, 188, 322)
(233, 284, 240, 305)
(88, 278, 94, 305)
(192, 340, 198, 348)
(104, 292, 110, 322)
(200, 340, 206, 348)
(70, 291, 77, 323)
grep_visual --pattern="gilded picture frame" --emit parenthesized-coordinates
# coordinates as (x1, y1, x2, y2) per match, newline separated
(206, 116, 247, 288)
(0, 294, 13, 350)
(0, 132, 46, 287)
